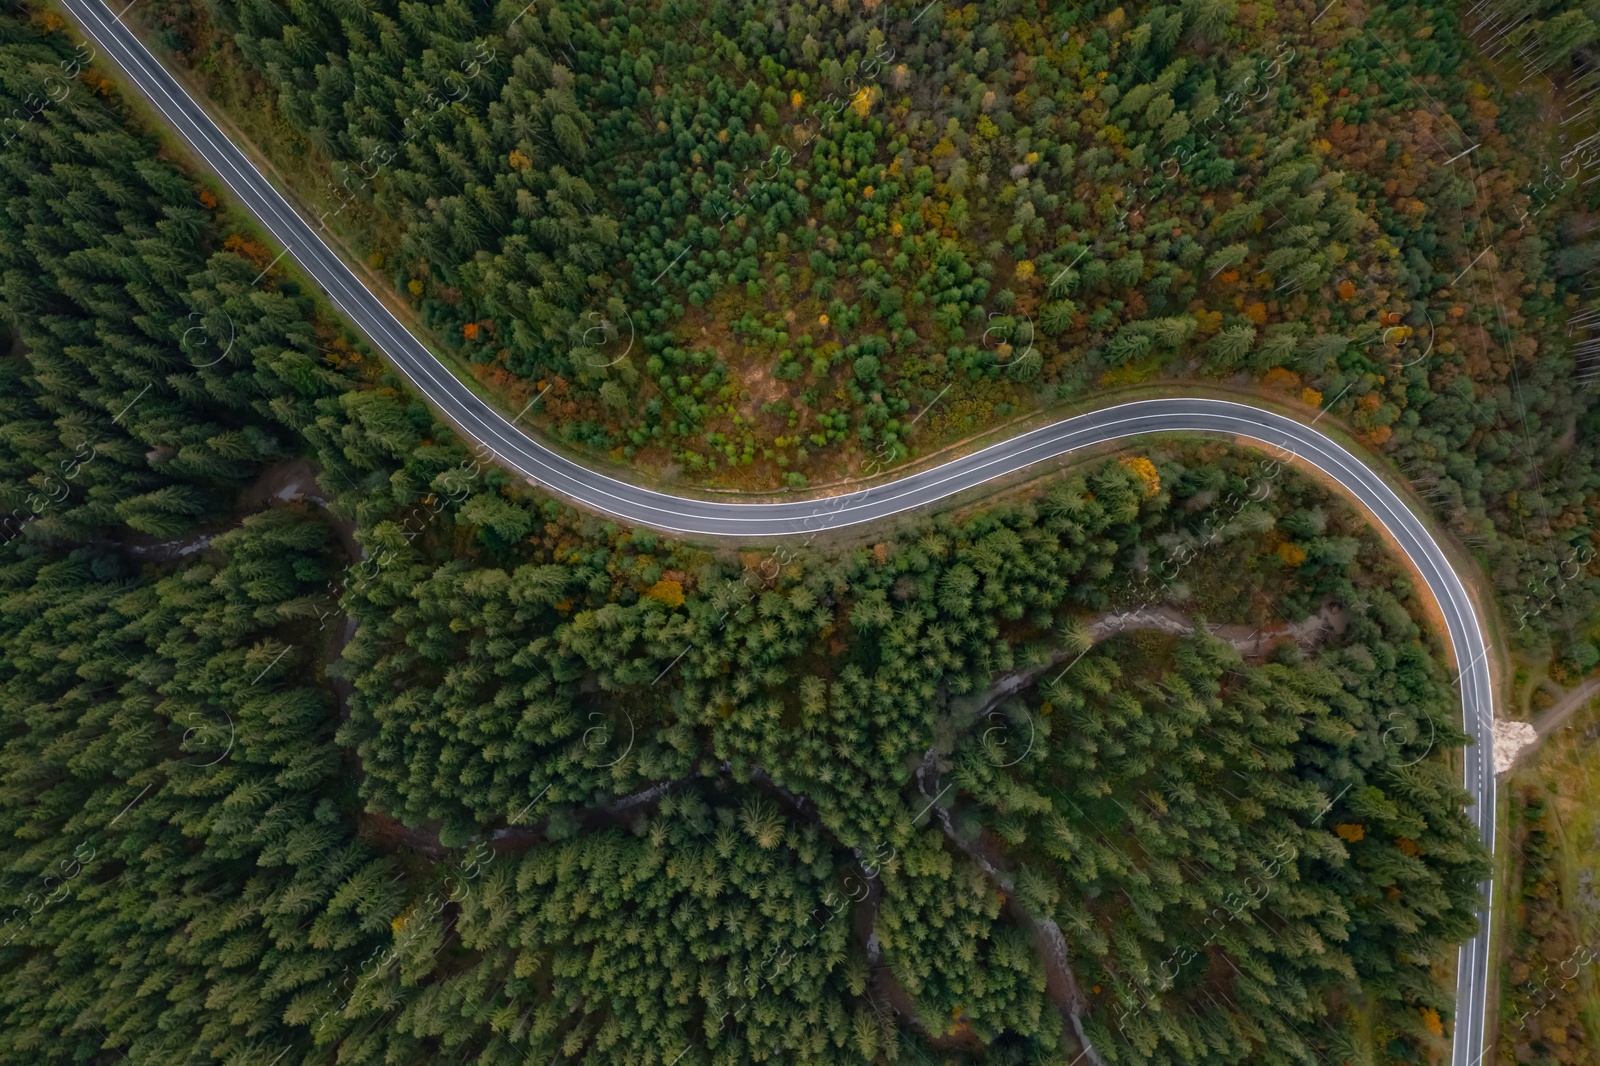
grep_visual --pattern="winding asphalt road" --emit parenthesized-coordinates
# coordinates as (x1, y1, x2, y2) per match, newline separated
(59, 0, 1496, 1061)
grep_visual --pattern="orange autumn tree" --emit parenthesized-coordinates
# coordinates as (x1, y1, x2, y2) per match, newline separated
(1119, 456, 1161, 497)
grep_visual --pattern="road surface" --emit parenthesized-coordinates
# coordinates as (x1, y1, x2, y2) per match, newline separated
(57, 1, 1497, 1061)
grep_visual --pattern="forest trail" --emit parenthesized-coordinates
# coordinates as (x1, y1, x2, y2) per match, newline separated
(115, 458, 344, 561)
(1531, 676, 1600, 738)
(1496, 676, 1600, 775)
(1088, 602, 1348, 657)
(954, 601, 1351, 728)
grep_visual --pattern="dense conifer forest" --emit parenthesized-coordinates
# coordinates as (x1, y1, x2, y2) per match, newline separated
(0, 2, 1530, 1064)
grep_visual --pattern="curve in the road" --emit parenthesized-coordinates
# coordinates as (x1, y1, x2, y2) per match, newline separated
(59, 2, 1495, 1061)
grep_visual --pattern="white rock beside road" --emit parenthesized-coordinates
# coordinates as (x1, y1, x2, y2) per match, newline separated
(1492, 718, 1539, 775)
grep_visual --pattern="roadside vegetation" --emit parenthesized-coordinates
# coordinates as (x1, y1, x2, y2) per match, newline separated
(129, 1, 1600, 1018)
(0, 4, 1497, 1063)
(1496, 702, 1600, 1065)
(117, 0, 1600, 677)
